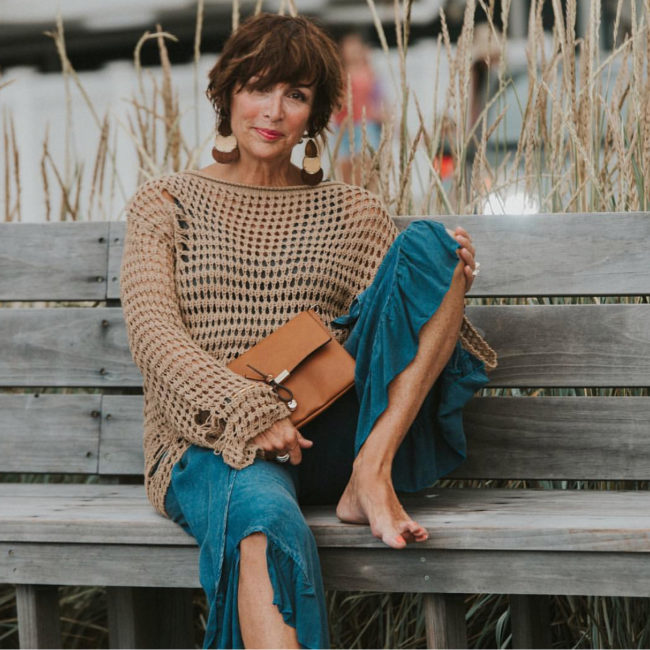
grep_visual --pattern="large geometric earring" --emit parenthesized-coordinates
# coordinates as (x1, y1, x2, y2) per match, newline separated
(211, 119, 239, 164)
(301, 137, 323, 186)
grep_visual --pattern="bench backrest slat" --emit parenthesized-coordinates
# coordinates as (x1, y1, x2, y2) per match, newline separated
(0, 223, 110, 301)
(0, 394, 101, 473)
(404, 213, 650, 296)
(2, 305, 648, 388)
(3, 214, 649, 302)
(2, 394, 648, 480)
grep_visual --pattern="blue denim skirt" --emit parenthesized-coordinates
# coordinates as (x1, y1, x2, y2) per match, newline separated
(165, 220, 489, 649)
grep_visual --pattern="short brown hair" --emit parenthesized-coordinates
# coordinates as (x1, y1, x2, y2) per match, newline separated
(206, 13, 343, 137)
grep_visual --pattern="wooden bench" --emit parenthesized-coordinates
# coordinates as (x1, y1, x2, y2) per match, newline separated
(1, 213, 649, 649)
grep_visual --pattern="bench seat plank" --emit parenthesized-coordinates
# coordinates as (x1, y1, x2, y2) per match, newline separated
(2, 485, 650, 552)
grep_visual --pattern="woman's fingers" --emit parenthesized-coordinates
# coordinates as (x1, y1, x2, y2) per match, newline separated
(287, 431, 313, 465)
(454, 233, 475, 258)
(253, 418, 313, 465)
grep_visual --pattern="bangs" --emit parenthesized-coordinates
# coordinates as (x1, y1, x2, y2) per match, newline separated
(233, 28, 323, 90)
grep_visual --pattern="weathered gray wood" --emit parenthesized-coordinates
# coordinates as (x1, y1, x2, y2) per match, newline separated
(5, 393, 648, 479)
(4, 485, 650, 552)
(319, 548, 650, 596)
(0, 394, 101, 473)
(106, 222, 125, 301)
(3, 305, 649, 387)
(2, 542, 200, 588)
(15, 585, 61, 649)
(0, 307, 140, 386)
(6, 543, 650, 596)
(6, 214, 647, 301)
(454, 396, 650, 480)
(0, 222, 109, 301)
(423, 594, 467, 649)
(95, 395, 650, 479)
(107, 214, 650, 299)
(99, 395, 145, 474)
(466, 304, 650, 387)
(106, 586, 193, 649)
(510, 595, 552, 649)
(397, 212, 650, 296)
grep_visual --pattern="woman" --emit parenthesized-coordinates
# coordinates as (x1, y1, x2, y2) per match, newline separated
(120, 13, 496, 649)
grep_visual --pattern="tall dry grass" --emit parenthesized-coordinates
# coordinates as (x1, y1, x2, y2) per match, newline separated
(1, 0, 649, 647)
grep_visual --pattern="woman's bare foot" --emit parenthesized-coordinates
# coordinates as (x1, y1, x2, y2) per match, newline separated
(336, 464, 429, 549)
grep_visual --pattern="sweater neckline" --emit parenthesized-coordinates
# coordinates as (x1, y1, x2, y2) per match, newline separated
(182, 170, 338, 194)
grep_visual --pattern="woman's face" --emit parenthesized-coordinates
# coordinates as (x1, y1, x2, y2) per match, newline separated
(229, 78, 314, 165)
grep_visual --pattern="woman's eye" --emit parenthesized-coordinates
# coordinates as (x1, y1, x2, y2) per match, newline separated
(289, 90, 307, 101)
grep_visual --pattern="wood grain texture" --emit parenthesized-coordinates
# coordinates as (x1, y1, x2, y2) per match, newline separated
(423, 594, 468, 649)
(3, 305, 648, 388)
(0, 394, 100, 473)
(0, 307, 140, 386)
(15, 585, 61, 649)
(318, 548, 650, 596)
(466, 304, 650, 387)
(510, 595, 552, 649)
(99, 395, 145, 475)
(396, 212, 650, 296)
(94, 394, 650, 479)
(5, 543, 650, 596)
(0, 223, 109, 301)
(108, 214, 650, 299)
(454, 397, 650, 480)
(3, 485, 650, 553)
(106, 222, 124, 301)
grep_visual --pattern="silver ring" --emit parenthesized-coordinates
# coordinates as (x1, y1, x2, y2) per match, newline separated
(472, 262, 481, 277)
(275, 453, 290, 463)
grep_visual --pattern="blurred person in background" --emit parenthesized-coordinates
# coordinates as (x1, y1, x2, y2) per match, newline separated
(333, 32, 384, 184)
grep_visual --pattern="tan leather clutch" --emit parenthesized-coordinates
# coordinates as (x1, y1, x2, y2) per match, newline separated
(227, 310, 355, 428)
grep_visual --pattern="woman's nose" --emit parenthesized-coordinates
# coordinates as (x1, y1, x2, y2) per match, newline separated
(264, 90, 284, 120)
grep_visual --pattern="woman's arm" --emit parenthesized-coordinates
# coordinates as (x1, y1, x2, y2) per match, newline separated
(120, 181, 290, 468)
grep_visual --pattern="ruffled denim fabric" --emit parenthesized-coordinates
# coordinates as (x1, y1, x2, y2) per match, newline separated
(332, 219, 489, 490)
(164, 218, 490, 648)
(166, 447, 328, 649)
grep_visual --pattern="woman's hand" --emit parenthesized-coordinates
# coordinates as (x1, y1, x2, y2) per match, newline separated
(250, 417, 313, 465)
(452, 226, 478, 292)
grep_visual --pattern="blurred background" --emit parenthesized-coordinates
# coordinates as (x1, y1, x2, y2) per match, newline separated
(0, 0, 642, 221)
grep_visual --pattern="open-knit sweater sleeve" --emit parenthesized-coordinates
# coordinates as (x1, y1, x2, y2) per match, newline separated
(120, 180, 290, 470)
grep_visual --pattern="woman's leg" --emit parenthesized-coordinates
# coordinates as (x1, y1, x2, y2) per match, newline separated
(166, 447, 329, 649)
(239, 532, 299, 648)
(336, 259, 466, 548)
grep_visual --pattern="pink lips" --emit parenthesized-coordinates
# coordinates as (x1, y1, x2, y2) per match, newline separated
(255, 127, 283, 140)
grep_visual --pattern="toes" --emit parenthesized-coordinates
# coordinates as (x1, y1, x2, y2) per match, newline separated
(384, 532, 407, 549)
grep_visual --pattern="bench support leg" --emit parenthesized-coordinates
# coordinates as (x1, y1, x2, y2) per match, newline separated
(107, 586, 194, 649)
(510, 594, 552, 649)
(15, 585, 61, 649)
(423, 593, 467, 649)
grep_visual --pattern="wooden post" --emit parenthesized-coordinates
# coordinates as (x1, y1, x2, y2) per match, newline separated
(15, 585, 61, 649)
(423, 593, 467, 649)
(107, 586, 194, 649)
(510, 594, 552, 649)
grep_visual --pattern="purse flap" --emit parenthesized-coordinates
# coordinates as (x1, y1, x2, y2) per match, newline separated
(227, 310, 332, 381)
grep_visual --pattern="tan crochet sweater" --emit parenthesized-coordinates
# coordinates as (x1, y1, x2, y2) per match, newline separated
(120, 171, 496, 516)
